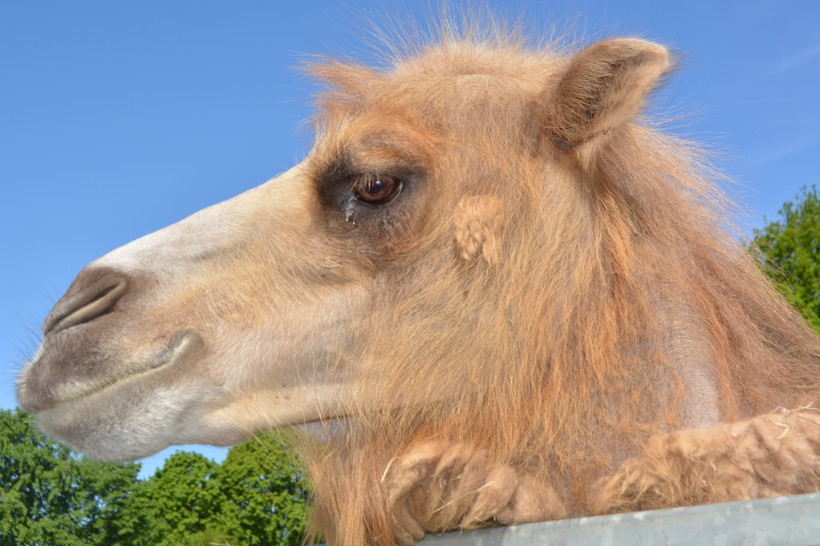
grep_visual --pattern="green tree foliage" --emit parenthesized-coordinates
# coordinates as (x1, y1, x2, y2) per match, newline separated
(111, 452, 220, 546)
(0, 408, 139, 546)
(752, 185, 820, 333)
(111, 433, 309, 546)
(2, 409, 310, 545)
(210, 434, 310, 546)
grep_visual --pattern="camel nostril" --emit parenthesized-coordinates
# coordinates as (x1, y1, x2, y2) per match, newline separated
(43, 273, 128, 336)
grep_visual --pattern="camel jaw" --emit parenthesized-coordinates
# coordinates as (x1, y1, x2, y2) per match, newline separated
(21, 325, 355, 462)
(17, 330, 216, 462)
(18, 330, 203, 414)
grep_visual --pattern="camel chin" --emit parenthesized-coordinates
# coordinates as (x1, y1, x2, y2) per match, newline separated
(23, 324, 355, 462)
(20, 330, 224, 461)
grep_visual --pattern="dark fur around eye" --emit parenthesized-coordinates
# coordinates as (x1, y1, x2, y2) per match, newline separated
(315, 154, 421, 214)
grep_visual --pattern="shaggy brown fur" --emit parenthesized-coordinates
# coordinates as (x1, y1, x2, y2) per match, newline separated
(301, 31, 820, 545)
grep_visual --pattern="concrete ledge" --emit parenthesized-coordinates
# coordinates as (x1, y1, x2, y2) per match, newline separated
(420, 493, 820, 546)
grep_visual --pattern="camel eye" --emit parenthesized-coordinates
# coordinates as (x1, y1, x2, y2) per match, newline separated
(353, 174, 403, 205)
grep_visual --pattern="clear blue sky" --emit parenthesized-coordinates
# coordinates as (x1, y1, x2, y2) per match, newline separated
(2, 1, 819, 478)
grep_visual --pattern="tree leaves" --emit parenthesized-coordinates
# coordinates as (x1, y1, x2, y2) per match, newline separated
(0, 409, 309, 545)
(111, 452, 219, 546)
(752, 185, 820, 333)
(0, 408, 139, 546)
(208, 435, 309, 546)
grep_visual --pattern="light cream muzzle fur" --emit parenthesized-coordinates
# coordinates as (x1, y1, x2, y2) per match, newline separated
(17, 164, 363, 461)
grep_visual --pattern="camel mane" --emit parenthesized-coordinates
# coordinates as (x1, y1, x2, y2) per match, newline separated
(294, 26, 820, 545)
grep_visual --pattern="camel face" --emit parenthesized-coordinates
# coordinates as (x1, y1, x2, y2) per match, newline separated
(16, 164, 380, 460)
(15, 49, 552, 460)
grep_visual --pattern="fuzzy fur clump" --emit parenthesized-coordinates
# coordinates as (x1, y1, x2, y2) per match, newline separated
(299, 23, 820, 546)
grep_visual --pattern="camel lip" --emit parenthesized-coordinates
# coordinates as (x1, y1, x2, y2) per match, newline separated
(20, 331, 204, 413)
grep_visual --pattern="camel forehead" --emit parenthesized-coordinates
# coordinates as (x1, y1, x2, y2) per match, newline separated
(313, 42, 564, 127)
(306, 42, 570, 208)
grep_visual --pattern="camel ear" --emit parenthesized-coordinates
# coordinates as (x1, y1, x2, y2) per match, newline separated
(545, 39, 671, 152)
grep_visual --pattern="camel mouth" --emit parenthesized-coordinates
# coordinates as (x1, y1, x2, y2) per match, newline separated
(19, 331, 205, 413)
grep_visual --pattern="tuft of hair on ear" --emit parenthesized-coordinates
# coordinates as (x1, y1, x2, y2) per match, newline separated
(454, 195, 505, 265)
(544, 38, 672, 168)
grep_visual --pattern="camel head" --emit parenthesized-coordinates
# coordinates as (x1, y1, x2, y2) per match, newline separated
(18, 37, 672, 461)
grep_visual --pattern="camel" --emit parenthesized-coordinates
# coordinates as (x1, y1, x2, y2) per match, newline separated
(17, 26, 820, 546)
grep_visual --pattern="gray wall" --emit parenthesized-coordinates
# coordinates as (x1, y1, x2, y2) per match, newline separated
(420, 493, 820, 546)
